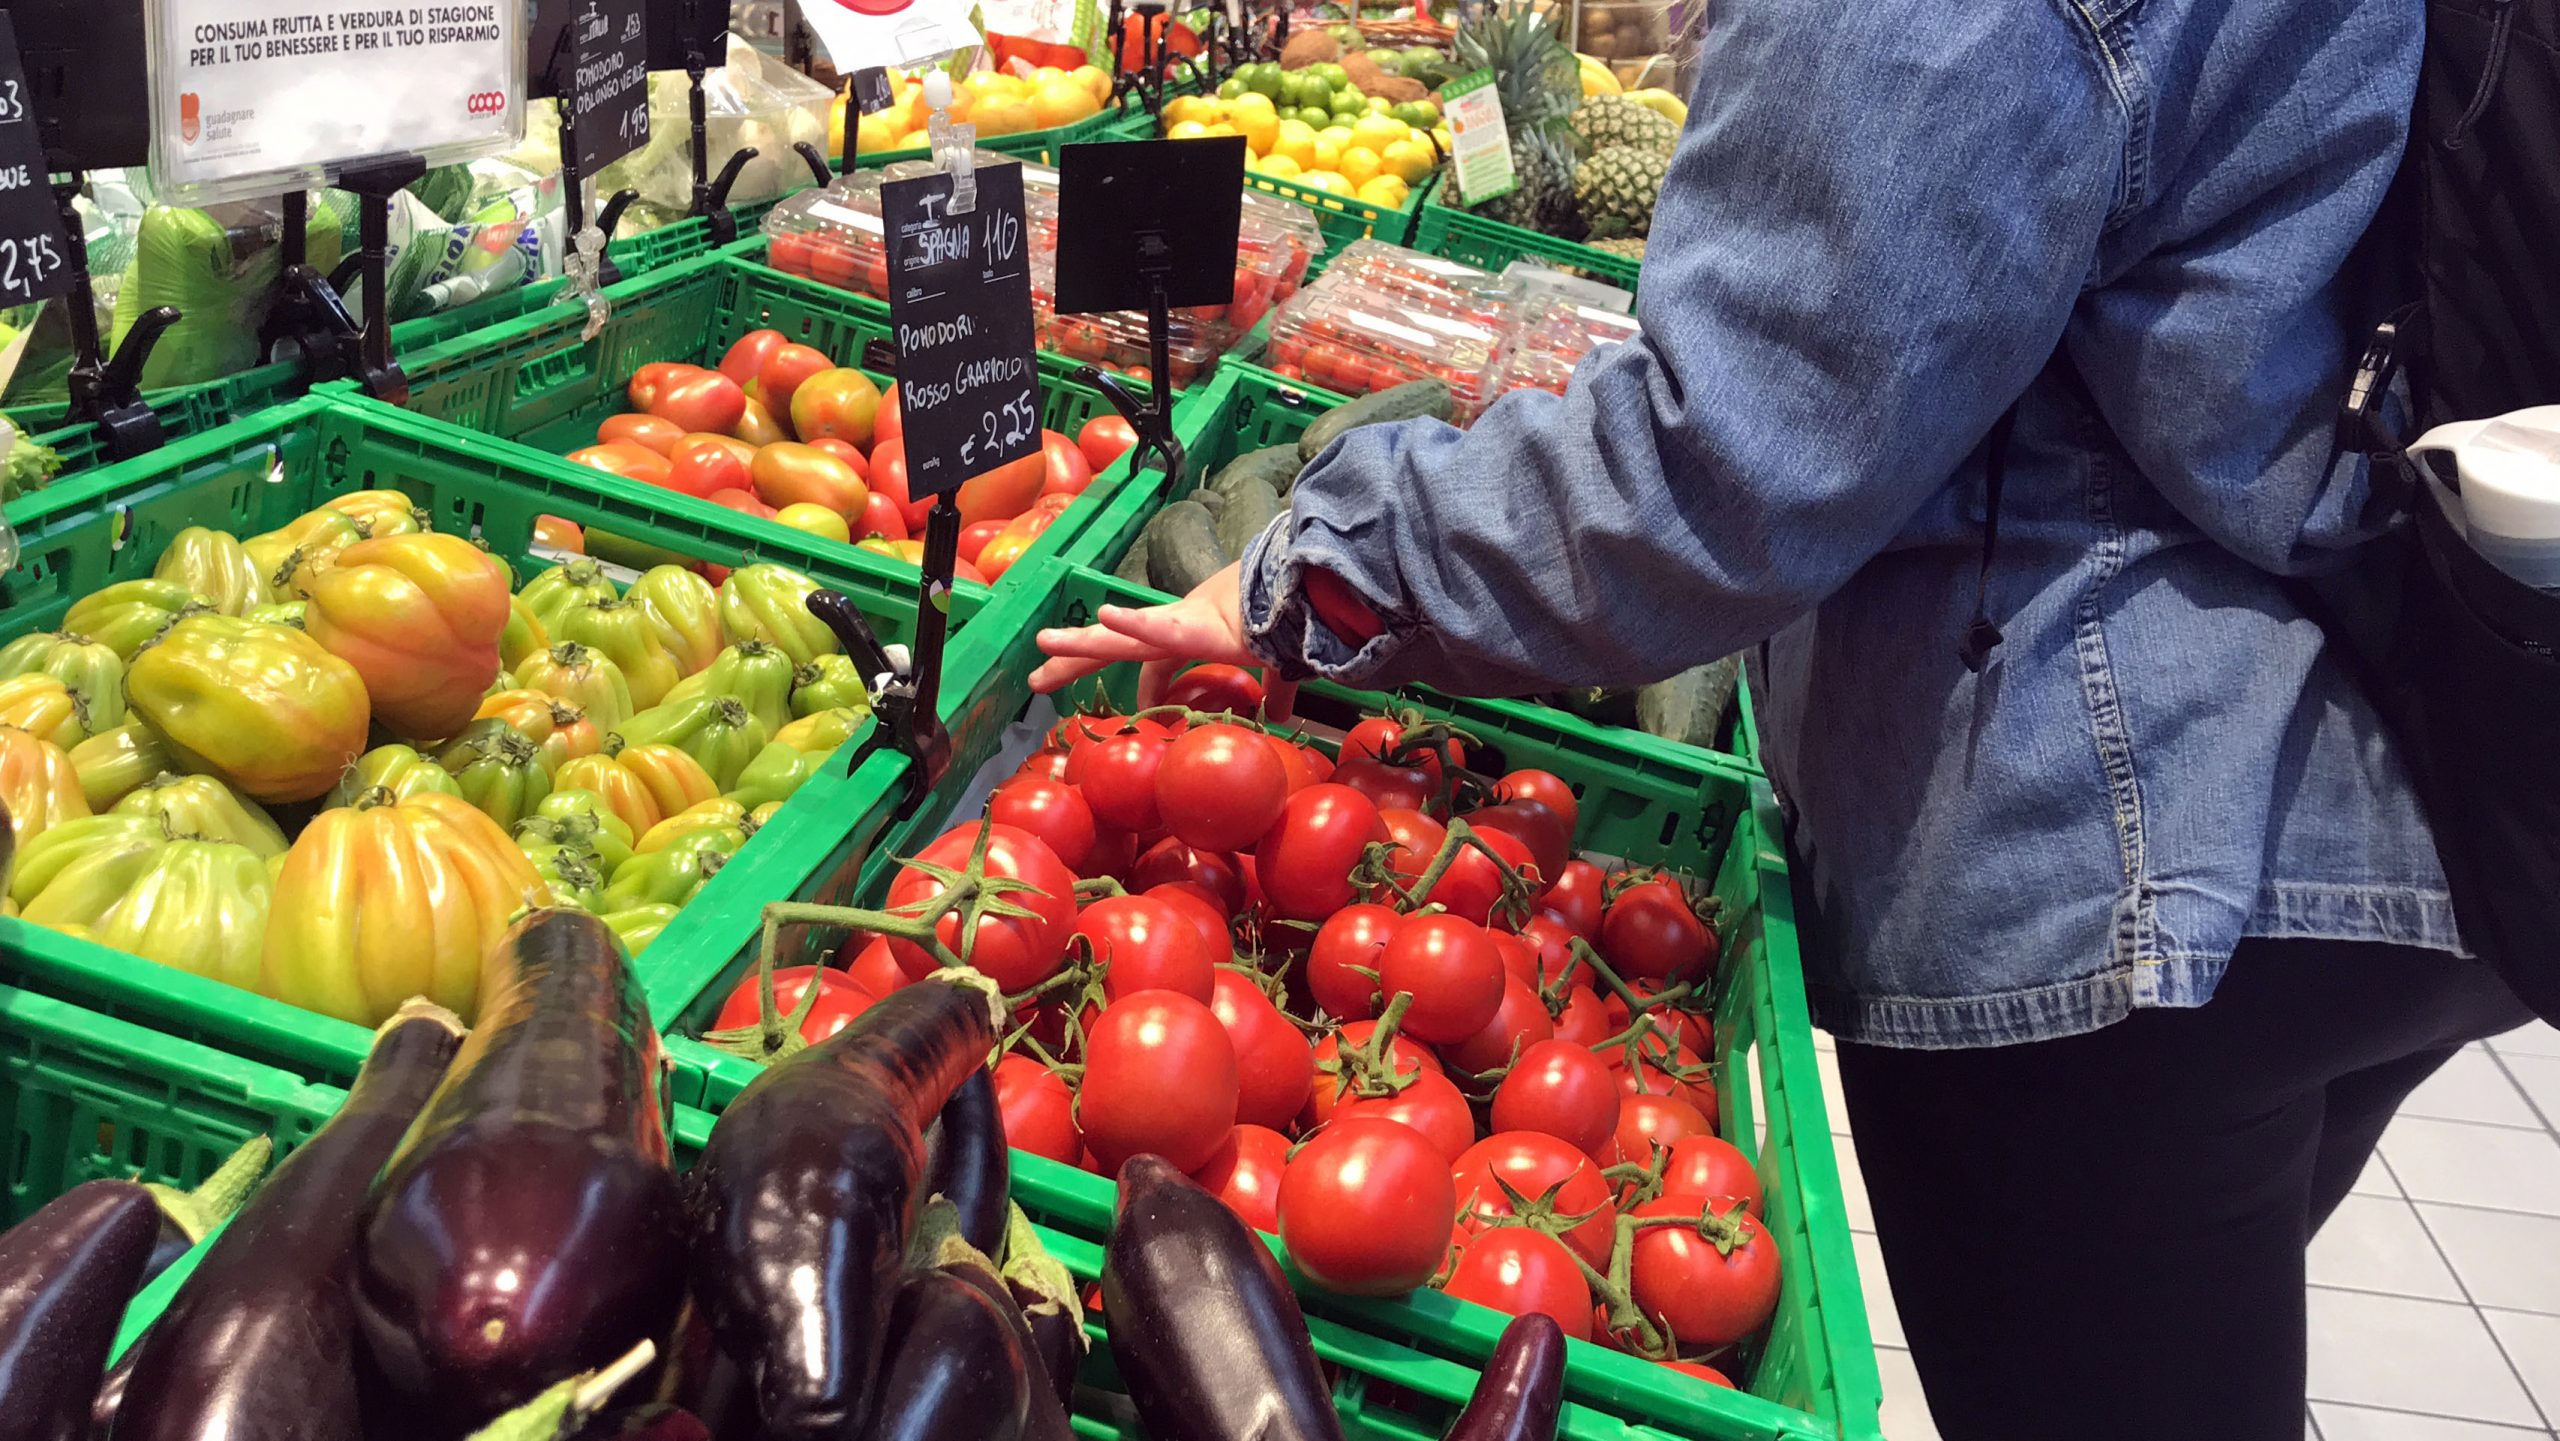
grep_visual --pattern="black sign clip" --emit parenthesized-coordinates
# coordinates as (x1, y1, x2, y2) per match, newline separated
(805, 589, 951, 820)
(52, 167, 171, 459)
(264, 157, 429, 405)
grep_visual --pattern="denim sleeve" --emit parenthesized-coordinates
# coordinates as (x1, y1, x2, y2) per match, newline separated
(1241, 0, 2126, 697)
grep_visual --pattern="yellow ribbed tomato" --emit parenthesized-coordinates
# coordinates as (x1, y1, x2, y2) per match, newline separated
(532, 702, 602, 774)
(500, 596, 551, 673)
(62, 580, 207, 661)
(0, 632, 128, 733)
(110, 773, 289, 857)
(152, 527, 272, 616)
(626, 565, 724, 677)
(554, 598, 681, 710)
(610, 743, 721, 823)
(14, 815, 274, 991)
(0, 726, 90, 846)
(474, 688, 564, 747)
(261, 790, 548, 1025)
(553, 754, 664, 837)
(0, 673, 93, 749)
(67, 722, 174, 812)
(299, 532, 509, 741)
(715, 564, 841, 666)
(636, 798, 749, 855)
(321, 489, 426, 537)
(515, 642, 635, 731)
(125, 615, 371, 804)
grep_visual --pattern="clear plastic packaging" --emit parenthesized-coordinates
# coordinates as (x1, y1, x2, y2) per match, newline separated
(598, 37, 839, 213)
(1264, 285, 1514, 414)
(1485, 295, 1641, 403)
(1024, 184, 1323, 378)
(762, 151, 1039, 301)
(1301, 238, 1518, 324)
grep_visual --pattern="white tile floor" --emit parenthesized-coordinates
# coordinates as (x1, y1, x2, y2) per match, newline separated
(1822, 1018, 2560, 1440)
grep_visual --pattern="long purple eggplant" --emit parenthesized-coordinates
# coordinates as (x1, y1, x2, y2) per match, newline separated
(1442, 1314, 1566, 1441)
(685, 974, 1000, 1440)
(0, 1180, 160, 1441)
(569, 1405, 713, 1441)
(1100, 1156, 1345, 1441)
(919, 1069, 1009, 1257)
(355, 910, 687, 1433)
(111, 1001, 464, 1441)
(914, 1214, 1070, 1441)
(854, 1267, 1029, 1441)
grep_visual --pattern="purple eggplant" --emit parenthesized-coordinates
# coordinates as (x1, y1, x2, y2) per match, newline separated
(355, 910, 686, 1433)
(685, 974, 1001, 1440)
(0, 1180, 160, 1441)
(854, 1267, 1029, 1441)
(87, 1348, 134, 1440)
(1100, 1156, 1345, 1441)
(999, 1205, 1084, 1415)
(920, 1068, 1009, 1257)
(1442, 1314, 1566, 1441)
(113, 1002, 464, 1441)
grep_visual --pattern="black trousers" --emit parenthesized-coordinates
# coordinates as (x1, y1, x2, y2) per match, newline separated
(1837, 938, 2532, 1441)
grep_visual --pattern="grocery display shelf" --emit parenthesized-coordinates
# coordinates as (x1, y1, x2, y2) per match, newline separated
(372, 252, 1178, 605)
(1409, 195, 1643, 294)
(0, 388, 1016, 1100)
(641, 555, 1872, 1441)
(8, 197, 793, 485)
(1066, 362, 1761, 769)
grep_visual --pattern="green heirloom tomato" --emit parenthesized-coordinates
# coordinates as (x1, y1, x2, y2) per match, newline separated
(729, 740, 823, 811)
(436, 719, 554, 831)
(714, 564, 840, 667)
(327, 743, 466, 809)
(601, 902, 681, 956)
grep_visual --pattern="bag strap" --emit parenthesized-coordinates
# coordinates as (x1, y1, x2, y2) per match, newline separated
(1958, 404, 2021, 673)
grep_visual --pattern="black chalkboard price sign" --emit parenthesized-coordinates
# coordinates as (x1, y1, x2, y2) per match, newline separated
(881, 162, 1041, 502)
(570, 0, 651, 174)
(0, 15, 72, 307)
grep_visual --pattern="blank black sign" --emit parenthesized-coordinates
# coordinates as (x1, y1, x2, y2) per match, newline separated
(1055, 137, 1246, 314)
(881, 163, 1042, 501)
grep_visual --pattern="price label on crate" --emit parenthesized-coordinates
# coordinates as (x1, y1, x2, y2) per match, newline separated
(881, 162, 1040, 503)
(0, 17, 71, 307)
(570, 0, 650, 173)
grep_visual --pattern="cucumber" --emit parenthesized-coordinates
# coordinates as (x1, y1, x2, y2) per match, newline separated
(1208, 445, 1305, 499)
(1295, 379, 1455, 463)
(1215, 478, 1284, 564)
(1147, 501, 1227, 597)
(1635, 655, 1743, 748)
(1112, 527, 1155, 586)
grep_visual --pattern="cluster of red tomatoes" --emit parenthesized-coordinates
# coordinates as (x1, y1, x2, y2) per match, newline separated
(560, 330, 1141, 584)
(714, 669, 1778, 1380)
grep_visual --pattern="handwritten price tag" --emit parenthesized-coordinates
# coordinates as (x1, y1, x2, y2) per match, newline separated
(568, 0, 649, 174)
(881, 163, 1042, 503)
(0, 15, 72, 307)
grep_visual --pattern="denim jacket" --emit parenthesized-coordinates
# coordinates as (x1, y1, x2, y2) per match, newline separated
(1239, 0, 2465, 1047)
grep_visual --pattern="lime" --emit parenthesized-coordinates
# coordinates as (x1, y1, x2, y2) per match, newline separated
(1218, 78, 1244, 100)
(1310, 61, 1349, 90)
(1242, 63, 1282, 98)
(1390, 101, 1436, 128)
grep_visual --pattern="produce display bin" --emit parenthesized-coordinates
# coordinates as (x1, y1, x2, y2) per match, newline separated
(1245, 168, 1437, 254)
(0, 388, 1018, 1099)
(838, 102, 1137, 172)
(0, 979, 345, 1226)
(1065, 364, 1760, 768)
(379, 252, 1175, 604)
(1410, 196, 1644, 295)
(644, 555, 1875, 1441)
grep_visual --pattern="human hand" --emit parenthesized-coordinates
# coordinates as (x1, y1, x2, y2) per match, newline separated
(1029, 561, 1297, 719)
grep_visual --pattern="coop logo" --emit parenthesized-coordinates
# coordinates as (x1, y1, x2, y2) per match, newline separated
(179, 92, 200, 143)
(466, 90, 508, 118)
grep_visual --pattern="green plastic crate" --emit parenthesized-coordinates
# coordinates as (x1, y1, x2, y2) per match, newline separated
(1065, 364, 1759, 767)
(839, 102, 1135, 172)
(0, 388, 1013, 1100)
(1410, 195, 1642, 294)
(0, 980, 346, 1227)
(644, 555, 1873, 1441)
(381, 253, 1165, 605)
(16, 363, 306, 485)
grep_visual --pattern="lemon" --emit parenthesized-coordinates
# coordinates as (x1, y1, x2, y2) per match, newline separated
(1379, 137, 1436, 184)
(1270, 118, 1318, 170)
(1432, 124, 1453, 151)
(1233, 106, 1280, 155)
(1254, 154, 1304, 180)
(1355, 175, 1410, 207)
(895, 128, 931, 150)
(1204, 122, 1239, 138)
(1162, 95, 1210, 127)
(1167, 118, 1212, 141)
(853, 111, 901, 157)
(975, 97, 1034, 137)
(1229, 91, 1278, 120)
(1349, 113, 1405, 154)
(1028, 78, 1095, 129)
(1072, 64, 1113, 105)
(1334, 144, 1383, 189)
(1311, 135, 1347, 172)
(1299, 170, 1353, 197)
(962, 70, 1011, 98)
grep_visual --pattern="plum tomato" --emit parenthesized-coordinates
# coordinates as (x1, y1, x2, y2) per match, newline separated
(717, 329, 786, 386)
(1208, 969, 1316, 1132)
(1375, 913, 1504, 1045)
(1452, 1131, 1619, 1269)
(1076, 895, 1221, 1004)
(597, 413, 686, 456)
(650, 369, 749, 435)
(988, 775, 1098, 875)
(1255, 783, 1388, 922)
(1191, 1123, 1292, 1233)
(1490, 1039, 1621, 1162)
(1155, 723, 1289, 853)
(881, 822, 1078, 991)
(1039, 430, 1093, 498)
(1277, 1117, 1456, 1296)
(1080, 990, 1238, 1174)
(1443, 1227, 1594, 1342)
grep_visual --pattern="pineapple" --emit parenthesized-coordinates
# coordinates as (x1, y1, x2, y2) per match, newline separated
(1455, 0, 1587, 234)
(1588, 236, 1648, 261)
(1571, 93, 1677, 156)
(1574, 144, 1669, 239)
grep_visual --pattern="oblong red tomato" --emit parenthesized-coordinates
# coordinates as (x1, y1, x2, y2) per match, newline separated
(668, 436, 753, 498)
(956, 519, 1007, 567)
(733, 396, 789, 447)
(628, 361, 709, 411)
(1078, 413, 1137, 472)
(955, 449, 1047, 528)
(802, 437, 869, 479)
(1040, 430, 1093, 498)
(596, 413, 685, 456)
(719, 328, 787, 386)
(706, 488, 777, 519)
(868, 438, 928, 531)
(857, 493, 908, 542)
(650, 370, 748, 435)
(874, 383, 903, 448)
(751, 442, 871, 515)
(566, 441, 672, 488)
(759, 343, 833, 418)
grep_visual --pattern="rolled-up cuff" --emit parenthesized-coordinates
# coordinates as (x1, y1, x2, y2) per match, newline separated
(1240, 512, 1410, 684)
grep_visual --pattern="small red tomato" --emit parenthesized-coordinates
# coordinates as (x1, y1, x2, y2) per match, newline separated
(857, 492, 910, 542)
(993, 1053, 1081, 1164)
(1661, 1134, 1764, 1214)
(1613, 1092, 1715, 1168)
(1161, 663, 1265, 716)
(1077, 894, 1221, 1004)
(1078, 413, 1139, 472)
(990, 775, 1098, 874)
(759, 342, 835, 419)
(711, 965, 874, 1044)
(1192, 1123, 1292, 1233)
(1208, 969, 1315, 1132)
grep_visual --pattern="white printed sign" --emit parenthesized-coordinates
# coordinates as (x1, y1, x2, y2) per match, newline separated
(797, 0, 984, 76)
(146, 0, 525, 204)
